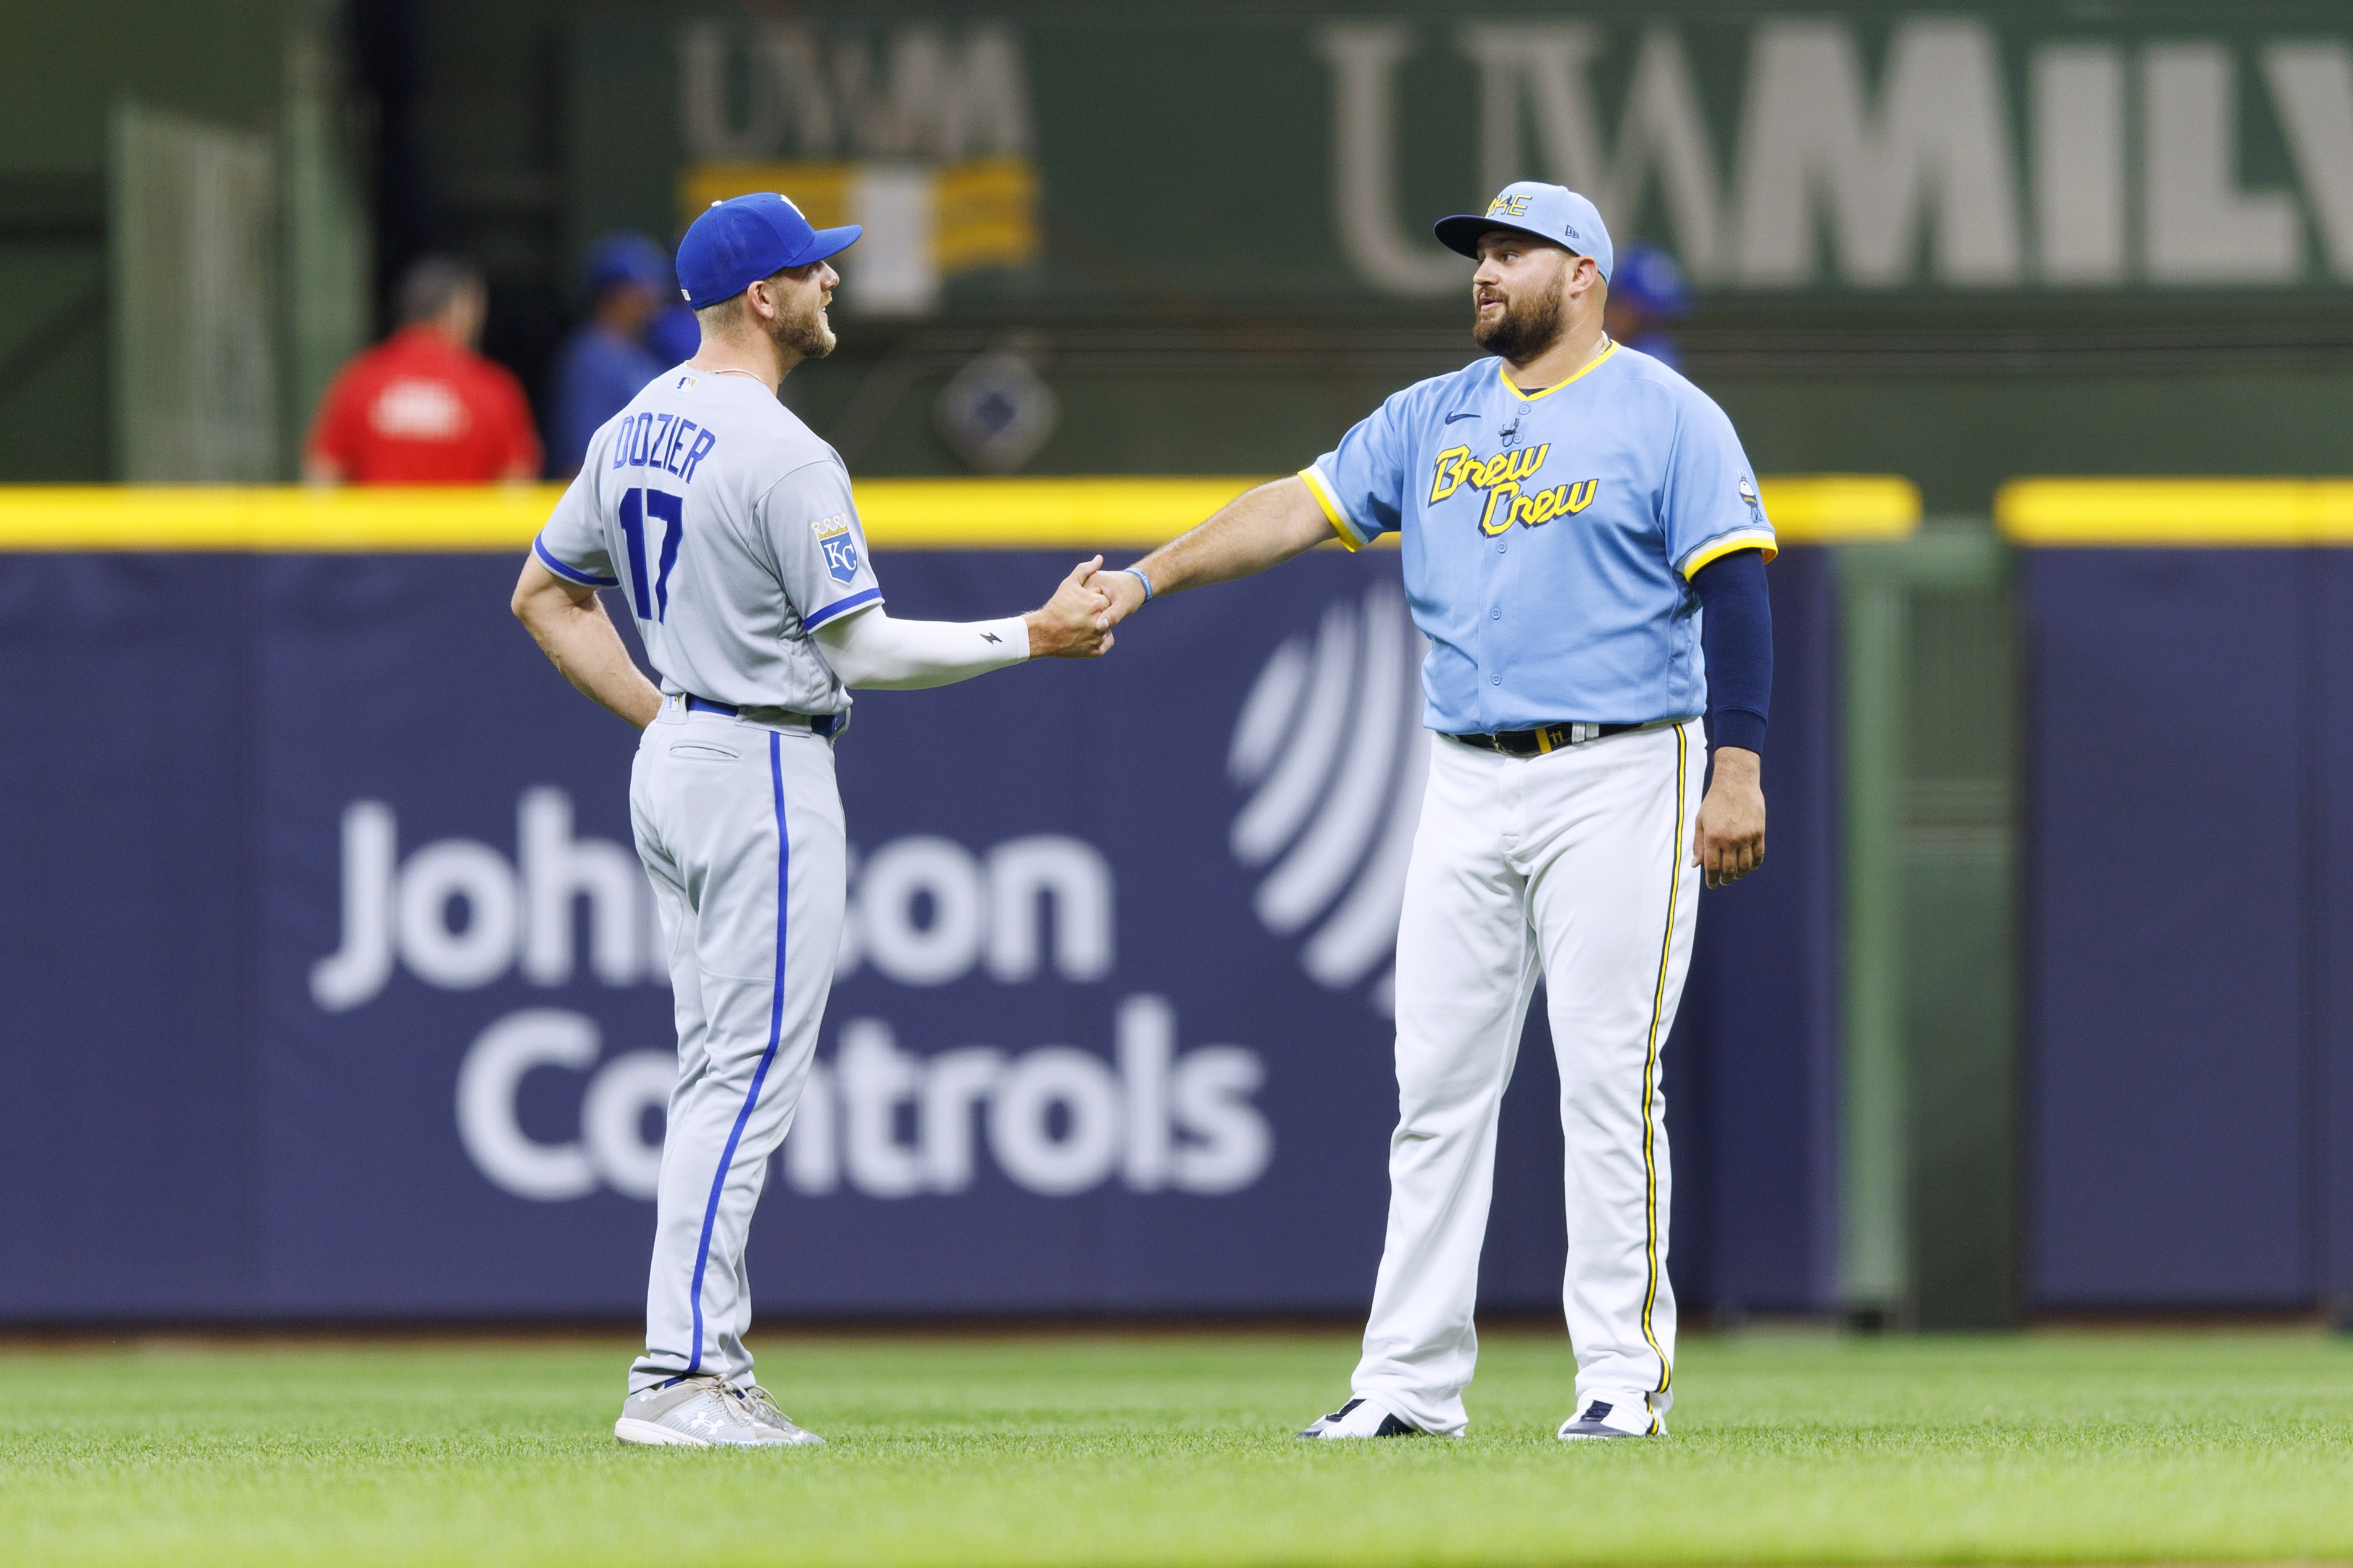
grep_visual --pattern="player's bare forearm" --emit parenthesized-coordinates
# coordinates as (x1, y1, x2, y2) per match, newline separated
(1096, 476, 1338, 627)
(511, 557, 663, 729)
(1692, 746, 1765, 888)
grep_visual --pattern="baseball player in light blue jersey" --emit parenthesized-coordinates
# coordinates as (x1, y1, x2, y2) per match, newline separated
(513, 192, 1115, 1448)
(1093, 183, 1773, 1441)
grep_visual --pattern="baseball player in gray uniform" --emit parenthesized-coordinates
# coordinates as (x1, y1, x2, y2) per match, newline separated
(1091, 183, 1772, 1441)
(513, 193, 1113, 1448)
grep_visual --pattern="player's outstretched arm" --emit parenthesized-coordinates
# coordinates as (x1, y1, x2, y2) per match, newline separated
(1094, 476, 1337, 628)
(511, 556, 664, 729)
(814, 555, 1112, 690)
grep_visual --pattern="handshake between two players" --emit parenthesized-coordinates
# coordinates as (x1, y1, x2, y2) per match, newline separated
(516, 180, 1770, 1449)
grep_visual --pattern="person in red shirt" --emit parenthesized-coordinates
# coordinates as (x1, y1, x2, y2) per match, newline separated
(304, 256, 542, 484)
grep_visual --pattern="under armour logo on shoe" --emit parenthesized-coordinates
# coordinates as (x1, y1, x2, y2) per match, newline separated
(1580, 1400, 1612, 1423)
(1324, 1398, 1365, 1422)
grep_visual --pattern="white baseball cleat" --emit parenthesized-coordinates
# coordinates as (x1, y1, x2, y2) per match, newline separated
(1556, 1392, 1665, 1440)
(615, 1374, 803, 1448)
(1297, 1396, 1425, 1440)
(728, 1382, 826, 1446)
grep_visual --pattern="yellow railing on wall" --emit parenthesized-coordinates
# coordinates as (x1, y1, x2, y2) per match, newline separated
(1999, 479, 2353, 545)
(0, 476, 1920, 553)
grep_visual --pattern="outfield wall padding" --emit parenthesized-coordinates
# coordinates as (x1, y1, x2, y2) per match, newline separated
(2022, 545, 2353, 1310)
(0, 549, 1841, 1321)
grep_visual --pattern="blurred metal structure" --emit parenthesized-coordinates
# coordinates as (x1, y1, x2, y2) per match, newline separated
(280, 8, 372, 473)
(108, 102, 278, 481)
(1839, 524, 2019, 1329)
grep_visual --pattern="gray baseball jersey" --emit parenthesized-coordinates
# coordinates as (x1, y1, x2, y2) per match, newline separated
(533, 367, 883, 716)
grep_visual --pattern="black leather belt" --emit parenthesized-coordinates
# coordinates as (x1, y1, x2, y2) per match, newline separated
(1449, 721, 1647, 757)
(683, 694, 843, 737)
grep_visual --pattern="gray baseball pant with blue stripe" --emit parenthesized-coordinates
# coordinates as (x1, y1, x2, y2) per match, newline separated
(627, 695, 844, 1393)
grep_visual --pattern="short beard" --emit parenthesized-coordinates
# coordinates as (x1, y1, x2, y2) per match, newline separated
(774, 292, 835, 360)
(1473, 286, 1564, 362)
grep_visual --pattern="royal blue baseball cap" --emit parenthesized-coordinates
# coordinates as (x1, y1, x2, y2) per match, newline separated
(584, 231, 674, 297)
(674, 193, 860, 310)
(1433, 182, 1614, 283)
(1612, 241, 1691, 315)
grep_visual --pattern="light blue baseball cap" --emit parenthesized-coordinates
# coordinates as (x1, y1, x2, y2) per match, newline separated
(1434, 182, 1614, 283)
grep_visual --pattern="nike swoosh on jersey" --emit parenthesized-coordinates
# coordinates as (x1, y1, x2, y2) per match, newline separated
(1444, 412, 1480, 423)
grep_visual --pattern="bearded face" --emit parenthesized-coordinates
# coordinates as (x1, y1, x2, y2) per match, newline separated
(771, 265, 837, 360)
(1472, 257, 1568, 362)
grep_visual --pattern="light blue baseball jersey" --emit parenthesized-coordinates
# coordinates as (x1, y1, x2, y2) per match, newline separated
(1299, 341, 1774, 733)
(533, 368, 883, 715)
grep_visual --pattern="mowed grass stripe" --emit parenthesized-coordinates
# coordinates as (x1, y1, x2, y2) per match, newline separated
(2, 1331, 2352, 1567)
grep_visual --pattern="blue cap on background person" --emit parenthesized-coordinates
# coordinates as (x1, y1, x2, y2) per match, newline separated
(674, 194, 861, 310)
(1433, 182, 1614, 282)
(1612, 243, 1691, 317)
(585, 232, 675, 298)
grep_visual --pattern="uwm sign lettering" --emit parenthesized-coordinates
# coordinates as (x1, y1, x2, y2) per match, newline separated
(1331, 17, 2353, 293)
(652, 12, 2353, 299)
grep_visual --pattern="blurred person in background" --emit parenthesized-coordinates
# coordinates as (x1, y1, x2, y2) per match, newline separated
(548, 233, 676, 477)
(305, 255, 541, 485)
(646, 298, 702, 368)
(1602, 243, 1691, 373)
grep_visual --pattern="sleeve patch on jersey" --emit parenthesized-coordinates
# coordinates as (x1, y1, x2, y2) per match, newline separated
(812, 514, 851, 541)
(820, 530, 862, 584)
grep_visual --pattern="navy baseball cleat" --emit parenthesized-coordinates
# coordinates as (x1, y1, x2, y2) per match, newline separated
(1556, 1394, 1664, 1440)
(1297, 1396, 1424, 1440)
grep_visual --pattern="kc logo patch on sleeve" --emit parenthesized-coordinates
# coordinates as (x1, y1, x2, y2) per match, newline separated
(813, 515, 861, 583)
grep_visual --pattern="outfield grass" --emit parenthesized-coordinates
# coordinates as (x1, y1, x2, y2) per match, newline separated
(4, 1329, 2352, 1566)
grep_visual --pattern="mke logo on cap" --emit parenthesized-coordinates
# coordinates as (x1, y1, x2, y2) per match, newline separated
(1487, 193, 1532, 218)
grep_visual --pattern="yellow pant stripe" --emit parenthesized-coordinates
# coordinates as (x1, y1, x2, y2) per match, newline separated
(1638, 724, 1685, 1398)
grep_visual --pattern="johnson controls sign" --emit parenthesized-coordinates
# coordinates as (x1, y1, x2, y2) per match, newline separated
(307, 796, 1272, 1206)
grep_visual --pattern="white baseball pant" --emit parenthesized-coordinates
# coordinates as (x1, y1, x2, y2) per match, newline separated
(627, 695, 845, 1393)
(1352, 718, 1704, 1435)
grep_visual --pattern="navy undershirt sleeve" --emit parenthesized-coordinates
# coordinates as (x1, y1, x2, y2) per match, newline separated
(1691, 548, 1772, 755)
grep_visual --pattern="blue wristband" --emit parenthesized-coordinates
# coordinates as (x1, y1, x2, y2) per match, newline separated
(1120, 566, 1154, 602)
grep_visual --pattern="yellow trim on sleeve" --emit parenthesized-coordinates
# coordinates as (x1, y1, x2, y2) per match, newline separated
(1681, 530, 1780, 579)
(1296, 466, 1367, 552)
(1499, 339, 1618, 403)
(1997, 479, 2353, 545)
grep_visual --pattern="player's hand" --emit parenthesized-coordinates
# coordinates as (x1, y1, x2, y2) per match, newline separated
(1095, 566, 1150, 630)
(1026, 555, 1116, 658)
(1693, 747, 1765, 888)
